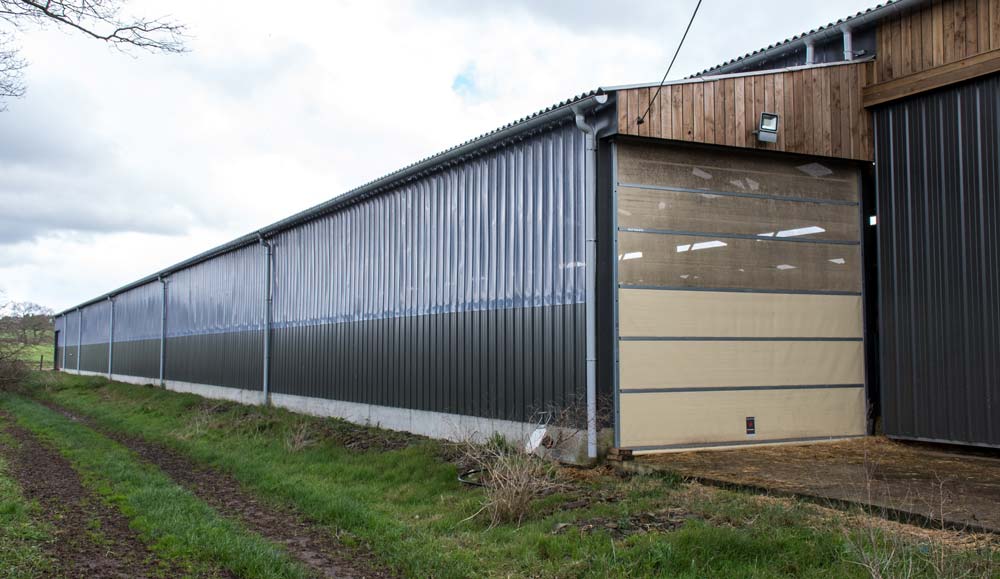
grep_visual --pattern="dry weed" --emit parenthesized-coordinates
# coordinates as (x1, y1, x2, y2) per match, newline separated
(174, 406, 215, 441)
(842, 450, 998, 579)
(460, 434, 563, 527)
(284, 421, 317, 453)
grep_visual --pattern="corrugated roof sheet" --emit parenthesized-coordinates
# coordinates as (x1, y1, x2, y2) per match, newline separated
(693, 0, 902, 77)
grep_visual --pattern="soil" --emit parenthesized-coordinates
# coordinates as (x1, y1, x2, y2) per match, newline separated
(41, 400, 393, 579)
(0, 411, 194, 579)
(634, 436, 1000, 533)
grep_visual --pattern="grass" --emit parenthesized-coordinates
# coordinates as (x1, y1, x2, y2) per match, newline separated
(16, 344, 52, 371)
(0, 429, 52, 578)
(0, 330, 54, 370)
(0, 393, 308, 579)
(21, 372, 997, 578)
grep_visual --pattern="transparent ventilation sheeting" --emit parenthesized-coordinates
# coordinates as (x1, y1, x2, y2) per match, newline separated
(616, 142, 860, 203)
(617, 231, 861, 293)
(618, 186, 860, 241)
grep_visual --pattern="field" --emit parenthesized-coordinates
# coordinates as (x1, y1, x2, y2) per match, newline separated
(2, 329, 54, 370)
(0, 371, 995, 578)
(16, 343, 53, 370)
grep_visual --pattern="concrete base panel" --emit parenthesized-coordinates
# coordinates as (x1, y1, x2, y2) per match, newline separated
(64, 370, 607, 463)
(65, 369, 107, 378)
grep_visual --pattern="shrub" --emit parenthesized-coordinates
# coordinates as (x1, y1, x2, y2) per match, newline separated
(460, 433, 562, 527)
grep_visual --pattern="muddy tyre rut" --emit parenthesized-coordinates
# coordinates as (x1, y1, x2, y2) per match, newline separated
(41, 400, 392, 579)
(0, 410, 188, 579)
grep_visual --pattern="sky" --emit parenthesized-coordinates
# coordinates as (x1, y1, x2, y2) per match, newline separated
(1, 0, 880, 312)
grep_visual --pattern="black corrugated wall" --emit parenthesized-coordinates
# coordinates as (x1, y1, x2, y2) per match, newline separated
(874, 72, 1000, 448)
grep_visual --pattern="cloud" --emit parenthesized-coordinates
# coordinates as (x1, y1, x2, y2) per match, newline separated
(2, 0, 881, 311)
(415, 0, 680, 35)
(452, 62, 483, 102)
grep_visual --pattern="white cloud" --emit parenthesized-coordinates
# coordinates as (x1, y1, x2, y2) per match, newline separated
(1, 0, 880, 311)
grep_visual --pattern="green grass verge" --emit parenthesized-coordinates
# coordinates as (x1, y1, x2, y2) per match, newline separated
(25, 373, 999, 578)
(0, 428, 52, 579)
(0, 393, 307, 579)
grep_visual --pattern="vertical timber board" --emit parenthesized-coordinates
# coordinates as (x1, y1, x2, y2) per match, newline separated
(613, 63, 873, 161)
(875, 0, 1000, 81)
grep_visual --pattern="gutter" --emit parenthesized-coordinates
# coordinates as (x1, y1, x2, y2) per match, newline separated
(55, 91, 611, 316)
(604, 58, 874, 93)
(704, 0, 927, 76)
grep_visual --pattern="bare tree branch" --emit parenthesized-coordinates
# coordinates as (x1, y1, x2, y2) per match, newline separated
(0, 33, 27, 106)
(0, 0, 187, 105)
(6, 0, 187, 52)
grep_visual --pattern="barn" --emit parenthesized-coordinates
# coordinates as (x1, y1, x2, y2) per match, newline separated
(55, 0, 1000, 458)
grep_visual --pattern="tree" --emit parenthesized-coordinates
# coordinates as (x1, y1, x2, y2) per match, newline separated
(0, 300, 53, 344)
(0, 0, 186, 106)
(0, 291, 28, 390)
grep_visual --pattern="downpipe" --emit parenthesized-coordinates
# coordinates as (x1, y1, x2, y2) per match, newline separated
(76, 307, 82, 374)
(258, 233, 273, 406)
(158, 275, 168, 388)
(107, 295, 115, 380)
(572, 95, 609, 460)
(61, 314, 66, 370)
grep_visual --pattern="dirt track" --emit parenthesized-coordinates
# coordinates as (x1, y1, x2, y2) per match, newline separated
(42, 400, 391, 579)
(0, 411, 189, 579)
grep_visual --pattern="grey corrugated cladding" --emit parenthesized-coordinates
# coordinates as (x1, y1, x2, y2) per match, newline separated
(111, 282, 165, 380)
(874, 72, 1000, 448)
(57, 96, 614, 424)
(80, 299, 110, 345)
(114, 282, 162, 343)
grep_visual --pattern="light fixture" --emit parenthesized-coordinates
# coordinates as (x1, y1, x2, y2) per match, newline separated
(754, 112, 779, 143)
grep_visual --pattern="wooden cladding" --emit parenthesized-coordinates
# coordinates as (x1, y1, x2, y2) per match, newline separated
(874, 0, 1000, 83)
(616, 62, 873, 161)
(864, 47, 1000, 106)
(866, 0, 1000, 106)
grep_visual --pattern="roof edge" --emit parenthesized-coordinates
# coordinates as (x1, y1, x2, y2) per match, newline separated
(605, 57, 874, 93)
(695, 0, 926, 78)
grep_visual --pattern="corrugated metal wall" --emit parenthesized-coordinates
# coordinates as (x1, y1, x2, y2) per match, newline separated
(54, 315, 65, 370)
(165, 244, 264, 390)
(874, 72, 1000, 448)
(79, 300, 110, 372)
(269, 123, 587, 422)
(112, 282, 162, 379)
(74, 121, 590, 424)
(63, 310, 80, 369)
